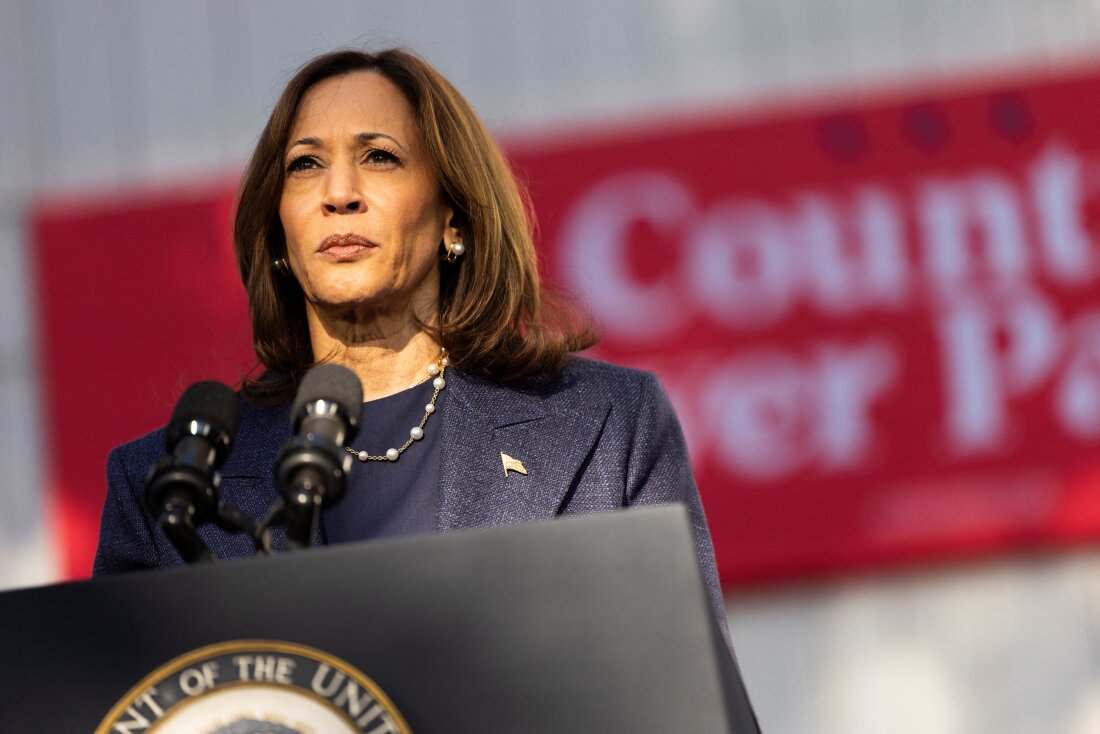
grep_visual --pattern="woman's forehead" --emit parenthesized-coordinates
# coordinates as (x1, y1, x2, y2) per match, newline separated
(290, 71, 416, 145)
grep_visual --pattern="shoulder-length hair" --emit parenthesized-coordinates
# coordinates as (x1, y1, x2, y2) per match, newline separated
(235, 48, 596, 403)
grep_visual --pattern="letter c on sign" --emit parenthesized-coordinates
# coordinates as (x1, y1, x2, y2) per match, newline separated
(559, 172, 695, 342)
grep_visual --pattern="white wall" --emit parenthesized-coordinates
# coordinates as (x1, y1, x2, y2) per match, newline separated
(5, 1, 1100, 732)
(729, 551, 1100, 734)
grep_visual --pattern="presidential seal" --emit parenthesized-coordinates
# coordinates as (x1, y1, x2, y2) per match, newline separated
(96, 640, 411, 734)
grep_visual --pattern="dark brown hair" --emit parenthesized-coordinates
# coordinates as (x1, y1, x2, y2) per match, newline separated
(234, 48, 596, 402)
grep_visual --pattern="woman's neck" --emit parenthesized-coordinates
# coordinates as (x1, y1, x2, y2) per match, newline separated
(306, 304, 443, 402)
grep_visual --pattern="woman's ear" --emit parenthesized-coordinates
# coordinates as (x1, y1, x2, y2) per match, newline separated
(442, 212, 468, 263)
(445, 210, 465, 245)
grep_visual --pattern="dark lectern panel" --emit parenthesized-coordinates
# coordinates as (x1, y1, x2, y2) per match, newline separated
(0, 505, 757, 732)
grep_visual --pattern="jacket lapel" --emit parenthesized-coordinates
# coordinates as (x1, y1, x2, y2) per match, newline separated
(219, 371, 611, 541)
(437, 368, 611, 531)
(217, 400, 302, 550)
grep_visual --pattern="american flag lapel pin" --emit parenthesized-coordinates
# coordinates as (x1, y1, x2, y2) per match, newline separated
(501, 452, 528, 477)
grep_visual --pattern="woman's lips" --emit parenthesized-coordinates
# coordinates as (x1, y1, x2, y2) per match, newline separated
(318, 233, 377, 258)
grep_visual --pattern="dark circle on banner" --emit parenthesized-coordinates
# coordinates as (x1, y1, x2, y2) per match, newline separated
(902, 103, 952, 153)
(95, 639, 412, 734)
(817, 113, 870, 163)
(987, 92, 1034, 143)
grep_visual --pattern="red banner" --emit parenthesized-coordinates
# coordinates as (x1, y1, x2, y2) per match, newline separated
(34, 65, 1100, 585)
(509, 66, 1100, 584)
(33, 186, 249, 577)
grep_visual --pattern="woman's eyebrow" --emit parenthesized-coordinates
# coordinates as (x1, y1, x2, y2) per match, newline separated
(286, 136, 321, 154)
(356, 131, 405, 151)
(286, 132, 406, 154)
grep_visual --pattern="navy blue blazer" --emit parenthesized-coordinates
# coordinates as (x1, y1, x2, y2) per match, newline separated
(94, 357, 728, 632)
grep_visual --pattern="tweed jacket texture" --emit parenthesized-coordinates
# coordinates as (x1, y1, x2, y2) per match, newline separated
(94, 357, 728, 631)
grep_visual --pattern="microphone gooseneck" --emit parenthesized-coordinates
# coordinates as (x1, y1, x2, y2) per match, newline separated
(145, 381, 240, 564)
(275, 364, 363, 549)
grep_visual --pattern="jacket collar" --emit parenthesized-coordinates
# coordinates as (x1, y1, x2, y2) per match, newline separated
(224, 365, 611, 536)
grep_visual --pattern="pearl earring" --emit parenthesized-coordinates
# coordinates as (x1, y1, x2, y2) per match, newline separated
(444, 242, 466, 263)
(272, 258, 291, 276)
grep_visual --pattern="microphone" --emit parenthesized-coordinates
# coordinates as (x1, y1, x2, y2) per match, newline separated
(275, 364, 362, 549)
(145, 380, 240, 563)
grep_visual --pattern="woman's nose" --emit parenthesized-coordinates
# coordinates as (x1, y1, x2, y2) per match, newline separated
(322, 166, 364, 214)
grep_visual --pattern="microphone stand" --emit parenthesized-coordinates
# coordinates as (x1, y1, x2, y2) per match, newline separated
(155, 496, 215, 564)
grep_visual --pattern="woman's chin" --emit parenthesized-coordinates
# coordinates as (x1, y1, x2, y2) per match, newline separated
(303, 277, 435, 324)
(308, 292, 407, 320)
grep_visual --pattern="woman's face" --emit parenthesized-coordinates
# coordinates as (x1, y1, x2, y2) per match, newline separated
(279, 71, 453, 322)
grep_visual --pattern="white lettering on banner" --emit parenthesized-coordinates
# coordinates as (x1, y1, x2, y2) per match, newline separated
(559, 171, 695, 341)
(558, 140, 1100, 480)
(816, 342, 899, 469)
(852, 186, 911, 308)
(917, 174, 1031, 291)
(936, 291, 1063, 453)
(1056, 315, 1100, 437)
(938, 296, 1100, 453)
(704, 350, 806, 480)
(689, 201, 793, 328)
(793, 190, 911, 313)
(1031, 144, 1097, 283)
(696, 340, 897, 479)
(560, 141, 1097, 335)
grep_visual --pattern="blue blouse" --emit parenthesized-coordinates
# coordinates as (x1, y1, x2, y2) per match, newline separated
(320, 379, 446, 542)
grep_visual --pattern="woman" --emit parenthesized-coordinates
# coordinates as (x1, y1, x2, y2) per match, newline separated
(93, 49, 726, 632)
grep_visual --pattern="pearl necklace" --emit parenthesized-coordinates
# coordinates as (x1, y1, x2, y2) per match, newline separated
(344, 350, 448, 463)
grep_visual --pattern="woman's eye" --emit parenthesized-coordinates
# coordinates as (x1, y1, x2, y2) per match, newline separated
(365, 148, 400, 166)
(286, 156, 318, 173)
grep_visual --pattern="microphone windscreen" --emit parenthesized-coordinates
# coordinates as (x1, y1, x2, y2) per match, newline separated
(292, 364, 364, 427)
(167, 381, 241, 447)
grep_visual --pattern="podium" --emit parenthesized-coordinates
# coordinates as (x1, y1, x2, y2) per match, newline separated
(0, 505, 759, 732)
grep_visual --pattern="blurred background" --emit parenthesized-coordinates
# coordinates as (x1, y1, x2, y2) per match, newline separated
(6, 1, 1100, 732)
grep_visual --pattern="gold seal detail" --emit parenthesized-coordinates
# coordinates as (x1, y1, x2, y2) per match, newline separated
(96, 639, 411, 734)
